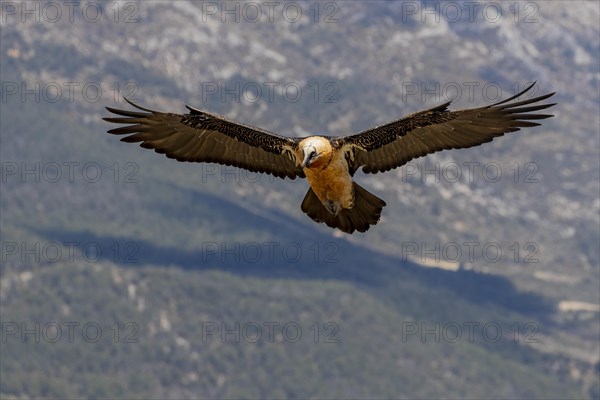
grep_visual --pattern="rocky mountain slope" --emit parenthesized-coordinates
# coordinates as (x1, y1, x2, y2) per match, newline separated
(1, 1, 598, 398)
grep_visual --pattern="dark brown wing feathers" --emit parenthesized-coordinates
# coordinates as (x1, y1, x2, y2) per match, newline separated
(338, 82, 556, 174)
(104, 98, 304, 179)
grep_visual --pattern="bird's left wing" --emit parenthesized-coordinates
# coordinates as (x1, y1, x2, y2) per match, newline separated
(104, 99, 304, 179)
(335, 82, 556, 174)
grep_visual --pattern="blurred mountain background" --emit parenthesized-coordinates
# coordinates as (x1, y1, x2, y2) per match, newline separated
(1, 0, 598, 398)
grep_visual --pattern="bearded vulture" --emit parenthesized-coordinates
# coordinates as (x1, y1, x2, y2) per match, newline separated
(104, 82, 556, 234)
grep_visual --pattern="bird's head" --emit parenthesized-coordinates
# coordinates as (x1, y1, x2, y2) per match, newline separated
(299, 137, 333, 169)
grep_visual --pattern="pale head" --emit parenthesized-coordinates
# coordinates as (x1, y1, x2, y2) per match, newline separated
(299, 136, 333, 169)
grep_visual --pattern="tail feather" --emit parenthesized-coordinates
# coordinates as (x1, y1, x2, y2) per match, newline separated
(301, 183, 386, 234)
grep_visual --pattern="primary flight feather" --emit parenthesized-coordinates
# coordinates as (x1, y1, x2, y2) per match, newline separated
(104, 82, 556, 234)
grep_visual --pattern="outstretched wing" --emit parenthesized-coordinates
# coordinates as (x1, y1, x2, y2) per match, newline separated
(336, 82, 556, 174)
(104, 99, 304, 179)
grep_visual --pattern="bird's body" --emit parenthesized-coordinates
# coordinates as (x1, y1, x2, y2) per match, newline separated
(297, 137, 353, 215)
(104, 82, 556, 234)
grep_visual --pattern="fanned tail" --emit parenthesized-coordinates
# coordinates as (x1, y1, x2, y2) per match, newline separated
(301, 183, 386, 234)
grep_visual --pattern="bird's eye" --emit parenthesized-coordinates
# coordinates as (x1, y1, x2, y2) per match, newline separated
(311, 150, 317, 158)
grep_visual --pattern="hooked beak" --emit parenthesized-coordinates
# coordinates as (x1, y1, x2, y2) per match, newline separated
(301, 153, 311, 168)
(301, 147, 315, 168)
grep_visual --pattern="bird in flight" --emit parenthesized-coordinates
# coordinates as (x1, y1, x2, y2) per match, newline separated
(104, 82, 555, 234)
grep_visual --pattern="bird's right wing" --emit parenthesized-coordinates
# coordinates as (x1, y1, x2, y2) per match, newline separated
(104, 100, 305, 179)
(336, 83, 556, 174)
